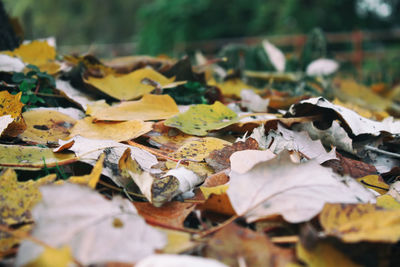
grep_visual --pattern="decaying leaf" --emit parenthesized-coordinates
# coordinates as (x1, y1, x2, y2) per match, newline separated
(0, 91, 26, 137)
(0, 224, 32, 255)
(205, 223, 293, 267)
(92, 94, 179, 121)
(287, 97, 400, 136)
(84, 67, 180, 100)
(205, 137, 259, 172)
(376, 194, 400, 210)
(16, 183, 167, 266)
(69, 117, 153, 142)
(320, 203, 400, 243)
(19, 109, 76, 145)
(356, 175, 389, 195)
(227, 151, 375, 223)
(296, 241, 360, 267)
(165, 101, 239, 136)
(0, 169, 56, 225)
(0, 115, 13, 136)
(230, 149, 276, 174)
(0, 144, 76, 170)
(158, 229, 198, 254)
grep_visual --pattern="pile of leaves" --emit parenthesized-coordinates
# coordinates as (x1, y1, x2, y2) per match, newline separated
(2, 39, 400, 267)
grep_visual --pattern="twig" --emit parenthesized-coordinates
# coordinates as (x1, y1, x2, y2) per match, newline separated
(365, 145, 400, 159)
(270, 235, 299, 244)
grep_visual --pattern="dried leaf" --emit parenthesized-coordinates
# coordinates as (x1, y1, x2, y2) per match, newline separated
(84, 68, 179, 100)
(55, 80, 98, 111)
(0, 115, 13, 136)
(92, 94, 179, 121)
(205, 223, 293, 267)
(0, 91, 26, 137)
(66, 153, 105, 188)
(16, 183, 167, 266)
(306, 58, 339, 76)
(0, 54, 25, 72)
(376, 195, 400, 210)
(240, 89, 270, 112)
(24, 246, 74, 267)
(320, 203, 400, 243)
(0, 169, 56, 225)
(262, 40, 286, 72)
(229, 149, 276, 174)
(228, 151, 375, 223)
(19, 109, 76, 145)
(209, 78, 257, 98)
(69, 117, 153, 142)
(322, 152, 378, 178)
(136, 254, 228, 267)
(164, 101, 239, 136)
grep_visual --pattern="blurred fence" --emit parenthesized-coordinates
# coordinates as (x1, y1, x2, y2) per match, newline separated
(58, 28, 400, 70)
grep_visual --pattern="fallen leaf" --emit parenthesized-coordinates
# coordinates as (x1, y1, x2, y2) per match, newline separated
(0, 144, 76, 170)
(197, 193, 236, 216)
(356, 175, 389, 195)
(24, 246, 74, 267)
(240, 89, 270, 112)
(133, 201, 196, 229)
(266, 123, 337, 164)
(0, 115, 13, 136)
(0, 54, 25, 72)
(0, 224, 32, 255)
(55, 79, 97, 111)
(205, 223, 293, 267)
(164, 101, 239, 136)
(16, 183, 167, 266)
(0, 169, 56, 225)
(92, 94, 179, 121)
(0, 91, 26, 137)
(55, 136, 157, 187)
(66, 153, 105, 188)
(69, 117, 153, 142)
(322, 152, 378, 178)
(200, 184, 229, 200)
(229, 149, 276, 174)
(287, 97, 400, 136)
(227, 151, 375, 223)
(166, 137, 231, 176)
(262, 40, 286, 72)
(209, 78, 257, 98)
(158, 229, 198, 254)
(2, 40, 58, 72)
(320, 203, 400, 243)
(205, 137, 259, 172)
(19, 109, 76, 145)
(306, 58, 339, 76)
(376, 195, 400, 210)
(333, 98, 389, 121)
(296, 241, 360, 267)
(136, 254, 228, 267)
(84, 67, 179, 100)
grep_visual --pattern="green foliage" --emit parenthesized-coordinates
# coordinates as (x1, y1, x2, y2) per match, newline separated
(11, 64, 55, 110)
(164, 81, 207, 105)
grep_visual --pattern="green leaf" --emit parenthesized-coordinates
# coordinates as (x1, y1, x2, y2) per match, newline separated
(20, 80, 36, 92)
(20, 94, 30, 104)
(12, 72, 26, 83)
(164, 101, 239, 136)
(27, 64, 40, 72)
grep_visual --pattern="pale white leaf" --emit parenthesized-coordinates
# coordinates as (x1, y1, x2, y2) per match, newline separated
(306, 58, 339, 76)
(241, 89, 270, 112)
(227, 151, 375, 223)
(262, 40, 285, 72)
(136, 254, 228, 267)
(230, 149, 276, 174)
(0, 54, 25, 72)
(16, 184, 166, 266)
(0, 115, 13, 136)
(288, 97, 400, 136)
(56, 79, 97, 111)
(162, 167, 202, 198)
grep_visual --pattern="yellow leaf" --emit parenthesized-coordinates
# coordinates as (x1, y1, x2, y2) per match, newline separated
(19, 109, 76, 145)
(166, 137, 231, 176)
(333, 98, 389, 120)
(0, 91, 26, 137)
(377, 194, 400, 210)
(92, 94, 179, 121)
(0, 144, 76, 170)
(209, 78, 257, 98)
(85, 100, 110, 116)
(296, 242, 360, 267)
(164, 101, 239, 136)
(84, 68, 177, 100)
(24, 246, 74, 267)
(356, 175, 389, 195)
(65, 153, 105, 188)
(2, 41, 59, 73)
(69, 117, 153, 142)
(0, 169, 56, 225)
(320, 203, 400, 243)
(200, 184, 229, 199)
(157, 228, 196, 254)
(0, 224, 32, 254)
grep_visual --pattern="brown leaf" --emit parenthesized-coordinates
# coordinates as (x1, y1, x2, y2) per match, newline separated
(205, 223, 294, 267)
(205, 138, 259, 172)
(133, 201, 196, 229)
(322, 152, 378, 178)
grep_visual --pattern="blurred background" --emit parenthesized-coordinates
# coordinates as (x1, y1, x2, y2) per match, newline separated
(2, 0, 400, 84)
